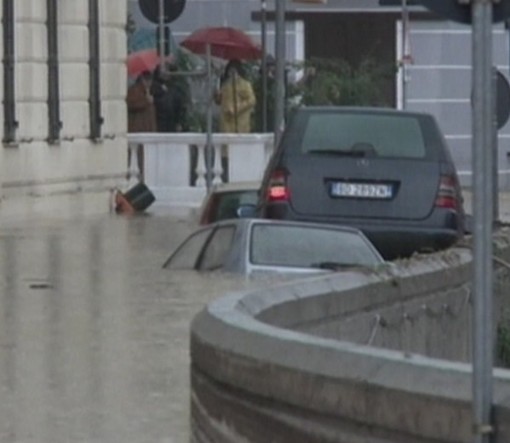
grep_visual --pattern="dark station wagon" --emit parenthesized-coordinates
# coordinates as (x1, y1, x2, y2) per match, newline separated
(258, 106, 466, 260)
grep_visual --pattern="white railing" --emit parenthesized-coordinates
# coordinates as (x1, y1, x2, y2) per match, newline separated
(127, 132, 274, 208)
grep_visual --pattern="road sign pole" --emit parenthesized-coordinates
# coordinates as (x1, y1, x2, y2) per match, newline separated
(471, 1, 494, 442)
(492, 67, 499, 222)
(261, 0, 268, 132)
(274, 0, 286, 144)
(401, 0, 409, 109)
(205, 43, 213, 191)
(158, 0, 165, 72)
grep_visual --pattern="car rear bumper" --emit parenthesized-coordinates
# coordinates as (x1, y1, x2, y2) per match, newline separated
(262, 203, 464, 260)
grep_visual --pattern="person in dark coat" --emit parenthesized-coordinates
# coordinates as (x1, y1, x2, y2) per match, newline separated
(151, 65, 190, 132)
(126, 71, 156, 181)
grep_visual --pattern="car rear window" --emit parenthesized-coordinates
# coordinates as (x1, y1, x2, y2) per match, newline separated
(300, 112, 427, 159)
(250, 224, 380, 268)
(212, 190, 259, 222)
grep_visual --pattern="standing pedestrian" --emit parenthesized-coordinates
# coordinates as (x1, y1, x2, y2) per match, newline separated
(216, 59, 256, 133)
(151, 64, 190, 133)
(214, 60, 256, 181)
(127, 70, 156, 182)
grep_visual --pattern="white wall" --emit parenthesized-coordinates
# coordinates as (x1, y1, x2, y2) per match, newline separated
(0, 0, 129, 220)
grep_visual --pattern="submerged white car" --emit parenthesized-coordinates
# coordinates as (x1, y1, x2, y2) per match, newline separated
(162, 218, 385, 277)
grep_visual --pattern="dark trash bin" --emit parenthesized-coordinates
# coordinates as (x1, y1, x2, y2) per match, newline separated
(115, 183, 156, 214)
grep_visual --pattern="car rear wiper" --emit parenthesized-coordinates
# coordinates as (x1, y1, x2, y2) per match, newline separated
(308, 149, 367, 157)
(309, 143, 377, 158)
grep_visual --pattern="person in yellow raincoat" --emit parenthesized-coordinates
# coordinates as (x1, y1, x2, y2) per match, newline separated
(216, 60, 256, 133)
(214, 60, 256, 181)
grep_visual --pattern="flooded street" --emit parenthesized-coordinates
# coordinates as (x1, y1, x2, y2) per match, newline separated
(0, 212, 266, 443)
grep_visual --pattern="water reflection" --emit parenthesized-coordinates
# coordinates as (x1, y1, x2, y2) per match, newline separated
(0, 215, 265, 443)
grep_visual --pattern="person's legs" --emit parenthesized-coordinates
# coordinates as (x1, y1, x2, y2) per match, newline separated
(221, 154, 229, 183)
(136, 144, 144, 183)
(127, 142, 134, 181)
(220, 144, 229, 183)
(189, 145, 198, 186)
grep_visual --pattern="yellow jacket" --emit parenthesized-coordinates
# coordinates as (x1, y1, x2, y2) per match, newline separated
(219, 74, 256, 133)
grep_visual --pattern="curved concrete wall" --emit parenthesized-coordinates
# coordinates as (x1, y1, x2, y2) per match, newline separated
(190, 230, 510, 442)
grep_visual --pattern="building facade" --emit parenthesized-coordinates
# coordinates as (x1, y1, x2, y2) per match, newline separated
(0, 0, 128, 220)
(2, 0, 509, 221)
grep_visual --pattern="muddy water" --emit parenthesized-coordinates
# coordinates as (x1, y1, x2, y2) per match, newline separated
(0, 213, 272, 443)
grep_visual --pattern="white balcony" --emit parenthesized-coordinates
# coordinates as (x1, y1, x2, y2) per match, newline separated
(127, 132, 274, 209)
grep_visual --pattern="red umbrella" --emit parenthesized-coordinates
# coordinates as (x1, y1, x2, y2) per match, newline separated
(180, 26, 262, 60)
(127, 49, 170, 78)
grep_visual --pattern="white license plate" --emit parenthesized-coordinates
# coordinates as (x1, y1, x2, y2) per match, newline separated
(330, 182, 393, 199)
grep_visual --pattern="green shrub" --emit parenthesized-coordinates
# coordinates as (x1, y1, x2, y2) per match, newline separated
(497, 309, 510, 367)
(298, 57, 395, 107)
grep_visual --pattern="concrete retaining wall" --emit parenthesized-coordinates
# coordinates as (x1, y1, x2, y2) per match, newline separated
(190, 229, 510, 442)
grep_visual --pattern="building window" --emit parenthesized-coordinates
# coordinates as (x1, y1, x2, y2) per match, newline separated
(47, 0, 62, 143)
(3, 0, 17, 144)
(89, 0, 103, 140)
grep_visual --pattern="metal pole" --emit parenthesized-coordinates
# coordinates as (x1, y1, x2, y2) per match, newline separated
(471, 1, 494, 442)
(205, 44, 213, 191)
(2, 0, 17, 143)
(261, 0, 268, 132)
(401, 0, 408, 109)
(158, 0, 165, 71)
(47, 0, 62, 143)
(88, 0, 102, 140)
(274, 0, 286, 144)
(492, 67, 499, 223)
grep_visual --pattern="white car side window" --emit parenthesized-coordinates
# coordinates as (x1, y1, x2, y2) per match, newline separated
(164, 228, 212, 270)
(199, 226, 236, 271)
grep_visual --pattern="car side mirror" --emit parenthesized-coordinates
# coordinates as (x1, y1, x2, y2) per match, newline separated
(237, 204, 257, 218)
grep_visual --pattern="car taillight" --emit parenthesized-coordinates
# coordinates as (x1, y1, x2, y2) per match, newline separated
(435, 175, 459, 210)
(266, 170, 290, 202)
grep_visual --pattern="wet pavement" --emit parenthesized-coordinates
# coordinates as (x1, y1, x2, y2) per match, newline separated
(0, 209, 269, 443)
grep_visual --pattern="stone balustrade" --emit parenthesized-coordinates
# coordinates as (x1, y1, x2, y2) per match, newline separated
(127, 132, 274, 209)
